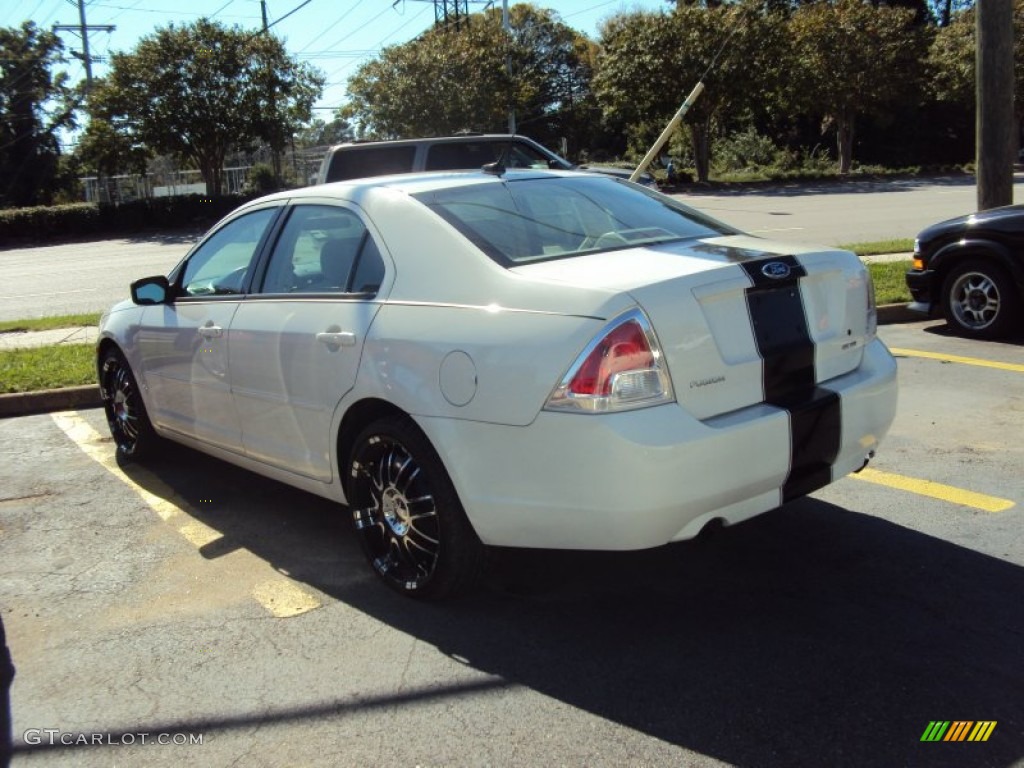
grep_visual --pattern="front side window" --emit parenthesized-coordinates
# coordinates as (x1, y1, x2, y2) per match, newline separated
(180, 208, 277, 297)
(259, 204, 385, 294)
(413, 176, 737, 266)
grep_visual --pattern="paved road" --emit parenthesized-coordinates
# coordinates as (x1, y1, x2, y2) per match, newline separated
(1, 175, 1023, 322)
(0, 234, 198, 322)
(1, 320, 1021, 767)
(678, 173, 1024, 247)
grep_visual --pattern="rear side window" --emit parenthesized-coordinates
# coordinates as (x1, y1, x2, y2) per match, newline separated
(259, 205, 385, 294)
(326, 146, 416, 182)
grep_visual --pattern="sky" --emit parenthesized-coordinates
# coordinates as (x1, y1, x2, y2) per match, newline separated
(12, 0, 669, 117)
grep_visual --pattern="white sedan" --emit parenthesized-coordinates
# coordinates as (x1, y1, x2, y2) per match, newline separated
(98, 170, 898, 598)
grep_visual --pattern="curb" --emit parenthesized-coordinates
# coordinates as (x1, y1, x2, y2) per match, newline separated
(1, 306, 924, 420)
(0, 384, 102, 419)
(876, 302, 922, 325)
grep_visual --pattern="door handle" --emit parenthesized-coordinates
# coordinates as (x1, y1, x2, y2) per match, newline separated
(198, 325, 223, 338)
(316, 331, 356, 347)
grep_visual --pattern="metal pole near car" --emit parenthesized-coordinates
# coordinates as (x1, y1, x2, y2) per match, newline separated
(629, 82, 705, 184)
(976, 0, 1014, 210)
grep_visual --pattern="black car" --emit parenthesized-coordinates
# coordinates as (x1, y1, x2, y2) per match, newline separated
(906, 205, 1024, 339)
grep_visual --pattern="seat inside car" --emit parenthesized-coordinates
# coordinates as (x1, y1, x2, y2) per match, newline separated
(318, 237, 360, 291)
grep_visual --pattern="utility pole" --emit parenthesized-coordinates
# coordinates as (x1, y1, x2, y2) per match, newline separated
(976, 0, 1014, 210)
(53, 0, 115, 91)
(260, 0, 283, 188)
(503, 0, 514, 134)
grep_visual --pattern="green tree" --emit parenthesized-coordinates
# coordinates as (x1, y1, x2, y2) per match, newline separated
(929, 0, 1024, 154)
(76, 116, 151, 178)
(789, 0, 928, 174)
(295, 117, 355, 148)
(344, 4, 595, 151)
(87, 19, 323, 195)
(594, 2, 784, 181)
(0, 22, 78, 207)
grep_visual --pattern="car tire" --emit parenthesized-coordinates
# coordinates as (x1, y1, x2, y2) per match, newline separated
(99, 348, 160, 460)
(941, 260, 1021, 339)
(346, 416, 486, 599)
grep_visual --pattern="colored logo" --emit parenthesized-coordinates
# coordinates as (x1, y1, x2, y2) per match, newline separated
(761, 261, 791, 279)
(921, 721, 997, 742)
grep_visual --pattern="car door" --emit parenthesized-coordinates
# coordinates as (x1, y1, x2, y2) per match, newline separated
(228, 201, 388, 482)
(137, 205, 280, 450)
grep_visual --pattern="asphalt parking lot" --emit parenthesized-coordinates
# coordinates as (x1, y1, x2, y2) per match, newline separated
(1, 318, 1022, 768)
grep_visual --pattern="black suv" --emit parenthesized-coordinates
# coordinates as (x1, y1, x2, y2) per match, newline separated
(315, 134, 653, 186)
(906, 205, 1024, 339)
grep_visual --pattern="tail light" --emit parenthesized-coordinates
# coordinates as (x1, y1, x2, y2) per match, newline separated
(545, 308, 674, 413)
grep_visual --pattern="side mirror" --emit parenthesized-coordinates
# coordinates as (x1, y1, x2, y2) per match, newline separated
(130, 275, 171, 305)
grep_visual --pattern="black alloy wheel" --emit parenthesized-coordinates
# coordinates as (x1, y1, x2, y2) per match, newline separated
(347, 416, 485, 599)
(99, 349, 159, 459)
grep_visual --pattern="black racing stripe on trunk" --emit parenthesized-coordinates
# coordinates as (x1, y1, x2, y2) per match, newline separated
(741, 256, 812, 400)
(741, 256, 842, 502)
(781, 388, 842, 502)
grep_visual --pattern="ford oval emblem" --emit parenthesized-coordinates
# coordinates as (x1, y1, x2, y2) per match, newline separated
(761, 261, 791, 279)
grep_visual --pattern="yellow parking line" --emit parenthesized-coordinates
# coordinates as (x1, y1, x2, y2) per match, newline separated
(51, 411, 321, 617)
(51, 411, 184, 522)
(889, 348, 1024, 373)
(252, 579, 323, 618)
(851, 467, 1015, 513)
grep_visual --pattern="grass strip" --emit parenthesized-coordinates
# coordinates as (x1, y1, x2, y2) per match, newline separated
(868, 260, 912, 305)
(0, 312, 102, 333)
(840, 239, 915, 257)
(0, 344, 96, 393)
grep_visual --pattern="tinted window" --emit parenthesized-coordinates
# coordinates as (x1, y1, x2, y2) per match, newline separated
(326, 146, 416, 181)
(413, 176, 735, 265)
(180, 208, 276, 296)
(260, 205, 383, 294)
(425, 141, 565, 172)
(425, 142, 500, 171)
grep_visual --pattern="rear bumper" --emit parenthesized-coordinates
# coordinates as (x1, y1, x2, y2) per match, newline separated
(420, 338, 898, 550)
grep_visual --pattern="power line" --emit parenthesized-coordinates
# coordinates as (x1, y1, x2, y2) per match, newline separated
(294, 0, 363, 53)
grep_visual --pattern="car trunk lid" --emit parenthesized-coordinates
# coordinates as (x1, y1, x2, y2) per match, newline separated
(510, 235, 875, 420)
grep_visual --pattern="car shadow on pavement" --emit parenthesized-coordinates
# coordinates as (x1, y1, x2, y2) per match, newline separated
(921, 323, 1024, 345)
(49, 441, 1017, 768)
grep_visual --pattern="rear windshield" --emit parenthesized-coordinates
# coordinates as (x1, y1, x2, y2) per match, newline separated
(412, 176, 736, 265)
(326, 145, 416, 182)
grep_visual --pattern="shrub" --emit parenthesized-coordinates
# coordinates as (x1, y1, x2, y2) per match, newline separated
(0, 194, 256, 245)
(244, 163, 279, 195)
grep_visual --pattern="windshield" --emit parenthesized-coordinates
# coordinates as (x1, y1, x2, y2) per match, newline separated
(412, 176, 737, 266)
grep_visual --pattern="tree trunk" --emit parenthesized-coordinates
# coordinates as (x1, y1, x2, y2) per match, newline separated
(198, 156, 222, 197)
(836, 111, 854, 175)
(691, 120, 711, 183)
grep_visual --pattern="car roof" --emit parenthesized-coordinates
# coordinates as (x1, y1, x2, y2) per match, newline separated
(325, 134, 538, 151)
(257, 169, 595, 205)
